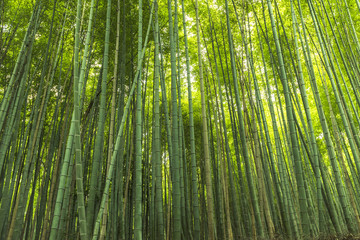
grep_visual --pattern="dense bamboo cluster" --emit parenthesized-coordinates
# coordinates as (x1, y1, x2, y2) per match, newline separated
(1, 0, 360, 239)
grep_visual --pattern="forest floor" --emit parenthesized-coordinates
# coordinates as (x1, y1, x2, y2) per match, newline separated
(270, 234, 360, 240)
(313, 234, 360, 240)
(319, 235, 360, 240)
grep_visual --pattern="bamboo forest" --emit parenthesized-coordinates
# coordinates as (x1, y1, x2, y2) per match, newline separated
(3, 0, 360, 239)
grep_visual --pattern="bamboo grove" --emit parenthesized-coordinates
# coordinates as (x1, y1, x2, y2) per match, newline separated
(1, 0, 360, 239)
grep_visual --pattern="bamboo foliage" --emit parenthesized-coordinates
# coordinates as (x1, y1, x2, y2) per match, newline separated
(1, 0, 360, 239)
